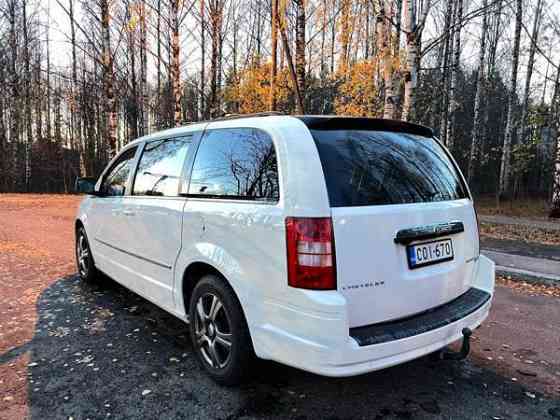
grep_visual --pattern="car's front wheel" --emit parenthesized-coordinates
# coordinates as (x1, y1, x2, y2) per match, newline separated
(76, 226, 98, 283)
(189, 274, 254, 385)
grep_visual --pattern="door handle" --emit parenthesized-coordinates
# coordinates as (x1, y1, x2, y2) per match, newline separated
(122, 210, 135, 216)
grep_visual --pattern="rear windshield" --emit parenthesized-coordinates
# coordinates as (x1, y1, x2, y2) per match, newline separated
(310, 130, 469, 207)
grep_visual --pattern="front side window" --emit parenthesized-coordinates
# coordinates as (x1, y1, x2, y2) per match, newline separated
(101, 146, 138, 196)
(188, 128, 279, 201)
(133, 138, 191, 196)
(311, 130, 468, 207)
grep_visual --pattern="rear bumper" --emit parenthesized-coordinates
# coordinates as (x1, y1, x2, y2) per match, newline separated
(251, 255, 495, 377)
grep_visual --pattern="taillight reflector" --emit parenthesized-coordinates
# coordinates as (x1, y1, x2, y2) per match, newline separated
(285, 217, 336, 290)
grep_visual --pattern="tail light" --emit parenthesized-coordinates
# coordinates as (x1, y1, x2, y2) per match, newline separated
(285, 217, 336, 290)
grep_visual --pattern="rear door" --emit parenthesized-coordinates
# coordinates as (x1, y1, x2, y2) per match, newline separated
(311, 129, 479, 328)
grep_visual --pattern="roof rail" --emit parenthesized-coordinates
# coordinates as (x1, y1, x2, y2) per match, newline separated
(211, 111, 285, 122)
(184, 111, 285, 126)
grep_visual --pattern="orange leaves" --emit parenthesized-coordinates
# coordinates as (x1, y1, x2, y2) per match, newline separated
(335, 59, 383, 117)
(224, 63, 292, 114)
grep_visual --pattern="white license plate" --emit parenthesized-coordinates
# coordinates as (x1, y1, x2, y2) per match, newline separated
(407, 239, 454, 269)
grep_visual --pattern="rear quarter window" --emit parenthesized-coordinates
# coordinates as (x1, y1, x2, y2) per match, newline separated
(310, 130, 468, 207)
(188, 128, 279, 201)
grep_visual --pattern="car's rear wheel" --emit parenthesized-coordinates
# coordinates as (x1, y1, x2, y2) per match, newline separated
(76, 226, 97, 283)
(189, 274, 254, 385)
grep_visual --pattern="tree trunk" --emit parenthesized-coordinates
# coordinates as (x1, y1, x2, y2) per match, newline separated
(467, 0, 489, 184)
(446, 0, 463, 150)
(170, 0, 182, 126)
(140, 0, 148, 135)
(69, 0, 82, 169)
(550, 65, 560, 217)
(276, 5, 305, 113)
(330, 0, 336, 74)
(402, 0, 417, 122)
(379, 2, 395, 119)
(128, 5, 139, 140)
(438, 0, 454, 145)
(8, 0, 20, 189)
(338, 0, 351, 73)
(498, 0, 522, 198)
(200, 0, 206, 119)
(101, 0, 117, 157)
(519, 0, 543, 145)
(294, 0, 306, 95)
(270, 0, 278, 111)
(23, 0, 32, 191)
(209, 0, 223, 118)
(157, 0, 162, 101)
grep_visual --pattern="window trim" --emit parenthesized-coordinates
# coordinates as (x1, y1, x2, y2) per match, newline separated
(98, 145, 140, 197)
(131, 135, 194, 198)
(185, 127, 281, 204)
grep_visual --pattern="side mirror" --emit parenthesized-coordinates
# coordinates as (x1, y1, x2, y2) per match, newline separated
(75, 177, 98, 195)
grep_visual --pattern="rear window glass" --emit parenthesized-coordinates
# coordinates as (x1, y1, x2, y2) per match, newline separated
(310, 130, 468, 207)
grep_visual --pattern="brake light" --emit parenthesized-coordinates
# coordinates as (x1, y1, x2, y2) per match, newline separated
(285, 217, 336, 290)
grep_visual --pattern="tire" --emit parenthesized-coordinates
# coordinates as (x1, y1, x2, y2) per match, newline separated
(189, 274, 254, 385)
(75, 226, 98, 283)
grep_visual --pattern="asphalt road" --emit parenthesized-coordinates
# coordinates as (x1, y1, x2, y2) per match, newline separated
(2, 274, 559, 420)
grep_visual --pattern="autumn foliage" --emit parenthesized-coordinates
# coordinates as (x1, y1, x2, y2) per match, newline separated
(224, 63, 293, 114)
(335, 59, 383, 117)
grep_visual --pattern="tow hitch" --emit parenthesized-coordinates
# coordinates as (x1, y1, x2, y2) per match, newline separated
(441, 328, 472, 361)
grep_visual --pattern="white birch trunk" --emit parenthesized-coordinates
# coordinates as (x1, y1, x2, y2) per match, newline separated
(467, 0, 489, 184)
(549, 66, 560, 217)
(498, 0, 523, 198)
(446, 0, 463, 150)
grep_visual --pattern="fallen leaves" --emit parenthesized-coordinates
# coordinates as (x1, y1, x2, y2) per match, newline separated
(497, 276, 560, 298)
(480, 223, 560, 246)
(48, 326, 70, 338)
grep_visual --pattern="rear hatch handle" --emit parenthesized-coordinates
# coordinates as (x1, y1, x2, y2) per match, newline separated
(394, 221, 464, 245)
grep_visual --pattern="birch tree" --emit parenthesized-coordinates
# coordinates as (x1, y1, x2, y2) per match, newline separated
(402, 0, 431, 122)
(467, 0, 489, 183)
(445, 0, 463, 150)
(270, 0, 278, 110)
(295, 0, 306, 96)
(170, 0, 182, 125)
(498, 0, 523, 198)
(101, 0, 117, 157)
(519, 0, 544, 144)
(550, 64, 560, 217)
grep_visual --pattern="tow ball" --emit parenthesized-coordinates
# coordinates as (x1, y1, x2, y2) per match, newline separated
(440, 328, 473, 361)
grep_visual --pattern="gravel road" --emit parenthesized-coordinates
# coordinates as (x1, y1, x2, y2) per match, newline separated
(1, 195, 559, 419)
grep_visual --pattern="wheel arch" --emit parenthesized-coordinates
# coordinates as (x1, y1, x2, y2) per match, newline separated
(75, 218, 84, 232)
(181, 261, 226, 315)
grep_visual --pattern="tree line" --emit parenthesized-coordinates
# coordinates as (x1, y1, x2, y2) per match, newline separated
(0, 0, 559, 216)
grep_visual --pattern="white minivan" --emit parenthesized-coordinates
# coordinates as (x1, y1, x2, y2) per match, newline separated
(75, 114, 495, 384)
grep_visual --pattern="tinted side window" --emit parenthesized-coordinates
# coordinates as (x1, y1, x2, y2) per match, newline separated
(101, 147, 137, 196)
(188, 128, 279, 201)
(133, 138, 190, 196)
(311, 130, 468, 207)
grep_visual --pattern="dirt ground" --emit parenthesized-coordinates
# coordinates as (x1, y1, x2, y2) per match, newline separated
(475, 195, 553, 220)
(1, 194, 559, 419)
(0, 195, 79, 419)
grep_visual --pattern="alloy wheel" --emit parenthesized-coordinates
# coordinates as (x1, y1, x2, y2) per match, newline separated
(194, 293, 233, 369)
(77, 232, 90, 277)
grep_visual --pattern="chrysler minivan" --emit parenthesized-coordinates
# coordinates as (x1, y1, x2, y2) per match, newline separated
(75, 114, 495, 384)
